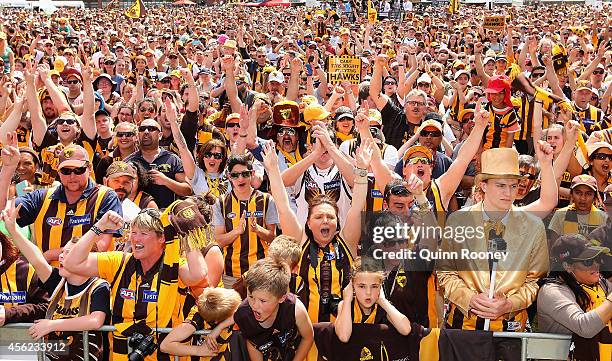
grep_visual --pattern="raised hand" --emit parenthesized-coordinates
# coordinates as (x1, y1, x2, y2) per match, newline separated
(1, 132, 20, 168)
(261, 140, 279, 171)
(405, 173, 424, 196)
(534, 140, 554, 163)
(95, 210, 124, 232)
(355, 138, 374, 170)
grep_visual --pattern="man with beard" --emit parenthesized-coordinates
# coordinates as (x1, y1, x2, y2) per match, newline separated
(125, 118, 192, 208)
(549, 175, 608, 241)
(103, 161, 140, 222)
(271, 101, 307, 171)
(95, 122, 138, 184)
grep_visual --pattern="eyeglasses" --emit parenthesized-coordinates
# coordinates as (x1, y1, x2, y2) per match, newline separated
(116, 131, 136, 138)
(278, 128, 296, 136)
(57, 118, 77, 125)
(203, 151, 224, 160)
(139, 107, 155, 113)
(384, 81, 397, 86)
(407, 100, 425, 107)
(59, 166, 88, 175)
(406, 157, 431, 165)
(520, 172, 537, 180)
(229, 170, 252, 179)
(226, 122, 240, 128)
(66, 80, 80, 84)
(138, 125, 160, 132)
(592, 153, 612, 161)
(420, 130, 442, 137)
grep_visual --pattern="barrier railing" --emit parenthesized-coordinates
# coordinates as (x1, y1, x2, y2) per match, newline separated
(1, 324, 572, 361)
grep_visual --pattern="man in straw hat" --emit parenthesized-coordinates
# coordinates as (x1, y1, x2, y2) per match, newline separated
(438, 147, 550, 360)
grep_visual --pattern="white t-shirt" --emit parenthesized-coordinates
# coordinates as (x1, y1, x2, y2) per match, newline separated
(339, 139, 399, 169)
(288, 164, 352, 228)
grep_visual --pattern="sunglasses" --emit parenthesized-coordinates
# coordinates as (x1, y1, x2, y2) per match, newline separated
(593, 153, 612, 161)
(229, 170, 252, 179)
(116, 131, 136, 138)
(278, 128, 296, 136)
(520, 172, 537, 180)
(138, 125, 160, 132)
(593, 70, 605, 75)
(406, 157, 431, 165)
(226, 122, 240, 128)
(431, 68, 442, 72)
(139, 107, 155, 113)
(66, 80, 80, 84)
(420, 130, 442, 137)
(235, 80, 245, 86)
(531, 73, 545, 78)
(59, 166, 88, 175)
(105, 61, 115, 65)
(574, 257, 603, 267)
(168, 55, 178, 59)
(384, 81, 397, 86)
(57, 118, 78, 125)
(138, 207, 161, 218)
(203, 151, 223, 160)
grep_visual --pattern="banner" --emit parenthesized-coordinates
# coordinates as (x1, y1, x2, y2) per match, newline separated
(449, 0, 459, 14)
(482, 16, 506, 30)
(327, 56, 362, 85)
(125, 0, 146, 19)
(367, 0, 377, 24)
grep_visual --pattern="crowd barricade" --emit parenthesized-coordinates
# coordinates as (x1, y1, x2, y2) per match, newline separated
(1, 323, 572, 361)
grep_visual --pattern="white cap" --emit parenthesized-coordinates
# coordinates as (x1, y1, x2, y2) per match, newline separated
(269, 71, 285, 83)
(417, 73, 432, 84)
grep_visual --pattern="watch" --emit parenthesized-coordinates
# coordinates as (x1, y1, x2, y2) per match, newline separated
(353, 167, 368, 177)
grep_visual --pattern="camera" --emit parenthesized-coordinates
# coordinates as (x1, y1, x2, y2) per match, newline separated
(128, 332, 157, 361)
(320, 294, 342, 316)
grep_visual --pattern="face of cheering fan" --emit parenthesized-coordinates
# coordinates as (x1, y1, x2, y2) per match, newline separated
(307, 203, 338, 247)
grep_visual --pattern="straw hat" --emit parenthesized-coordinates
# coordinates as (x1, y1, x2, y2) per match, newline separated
(475, 148, 524, 184)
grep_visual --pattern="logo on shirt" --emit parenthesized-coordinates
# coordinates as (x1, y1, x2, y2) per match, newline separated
(157, 164, 171, 173)
(371, 189, 383, 198)
(360, 347, 373, 361)
(68, 214, 91, 227)
(227, 212, 236, 219)
(323, 180, 341, 192)
(506, 321, 522, 331)
(66, 210, 75, 216)
(142, 290, 158, 303)
(46, 217, 63, 226)
(0, 291, 26, 304)
(247, 210, 264, 218)
(120, 288, 135, 300)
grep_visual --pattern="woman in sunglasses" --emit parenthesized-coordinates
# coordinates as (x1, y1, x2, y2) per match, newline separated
(190, 138, 230, 197)
(537, 234, 612, 361)
(586, 142, 612, 205)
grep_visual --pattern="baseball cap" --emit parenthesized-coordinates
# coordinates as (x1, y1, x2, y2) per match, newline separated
(571, 174, 598, 192)
(223, 40, 237, 50)
(576, 80, 597, 95)
(587, 141, 612, 158)
(551, 234, 610, 263)
(303, 104, 331, 123)
(417, 73, 432, 84)
(485, 74, 511, 94)
(335, 106, 354, 121)
(63, 68, 83, 82)
(106, 161, 137, 179)
(269, 71, 285, 83)
(369, 109, 382, 127)
(58, 145, 89, 170)
(417, 119, 443, 134)
(454, 69, 470, 80)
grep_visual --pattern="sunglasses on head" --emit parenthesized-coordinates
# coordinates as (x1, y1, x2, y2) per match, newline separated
(421, 130, 442, 137)
(531, 73, 545, 78)
(57, 118, 77, 125)
(278, 128, 296, 136)
(385, 184, 410, 198)
(138, 207, 161, 218)
(593, 153, 612, 161)
(116, 131, 135, 138)
(229, 170, 252, 179)
(406, 157, 431, 165)
(203, 151, 224, 160)
(138, 125, 160, 132)
(59, 166, 88, 175)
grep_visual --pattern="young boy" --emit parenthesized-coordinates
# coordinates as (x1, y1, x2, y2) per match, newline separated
(212, 258, 314, 361)
(233, 235, 302, 299)
(160, 287, 242, 360)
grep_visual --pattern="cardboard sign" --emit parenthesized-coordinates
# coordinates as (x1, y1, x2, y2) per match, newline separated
(483, 16, 506, 30)
(327, 56, 362, 85)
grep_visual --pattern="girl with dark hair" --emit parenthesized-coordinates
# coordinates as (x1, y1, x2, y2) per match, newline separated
(126, 160, 158, 209)
(538, 234, 612, 360)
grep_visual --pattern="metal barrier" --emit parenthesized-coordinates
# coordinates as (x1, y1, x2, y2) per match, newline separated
(2, 324, 572, 361)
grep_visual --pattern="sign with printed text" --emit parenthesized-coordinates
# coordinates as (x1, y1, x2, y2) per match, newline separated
(327, 56, 362, 85)
(482, 16, 506, 30)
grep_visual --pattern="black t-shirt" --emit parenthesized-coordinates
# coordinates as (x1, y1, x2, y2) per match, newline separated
(41, 268, 111, 321)
(513, 187, 541, 208)
(158, 110, 199, 154)
(125, 149, 185, 208)
(380, 101, 418, 149)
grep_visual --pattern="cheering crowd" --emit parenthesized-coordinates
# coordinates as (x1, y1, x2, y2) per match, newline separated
(0, 2, 611, 360)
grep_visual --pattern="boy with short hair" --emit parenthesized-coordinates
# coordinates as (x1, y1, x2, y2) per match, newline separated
(213, 258, 314, 361)
(160, 287, 242, 360)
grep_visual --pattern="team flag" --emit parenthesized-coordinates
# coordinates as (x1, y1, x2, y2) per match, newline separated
(449, 0, 459, 14)
(125, 0, 146, 19)
(368, 0, 378, 24)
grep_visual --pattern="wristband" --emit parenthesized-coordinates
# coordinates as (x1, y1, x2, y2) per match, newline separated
(91, 225, 103, 236)
(353, 167, 368, 177)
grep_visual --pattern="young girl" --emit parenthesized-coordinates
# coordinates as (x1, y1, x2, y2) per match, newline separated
(2, 198, 110, 361)
(334, 257, 411, 343)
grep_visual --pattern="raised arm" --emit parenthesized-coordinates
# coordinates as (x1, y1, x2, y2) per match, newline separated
(0, 133, 19, 212)
(369, 55, 390, 110)
(281, 141, 322, 187)
(166, 97, 195, 180)
(221, 55, 243, 114)
(0, 91, 26, 141)
(2, 198, 52, 283)
(38, 64, 70, 115)
(312, 123, 356, 187)
(80, 62, 97, 140)
(286, 57, 302, 102)
(23, 62, 47, 147)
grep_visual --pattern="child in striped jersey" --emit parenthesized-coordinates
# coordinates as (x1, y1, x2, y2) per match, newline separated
(233, 235, 302, 299)
(334, 257, 412, 342)
(160, 287, 241, 360)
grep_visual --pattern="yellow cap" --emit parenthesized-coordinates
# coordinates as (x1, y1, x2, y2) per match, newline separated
(303, 104, 331, 124)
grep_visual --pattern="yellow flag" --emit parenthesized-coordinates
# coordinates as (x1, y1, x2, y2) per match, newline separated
(125, 0, 146, 19)
(368, 0, 378, 24)
(449, 0, 459, 14)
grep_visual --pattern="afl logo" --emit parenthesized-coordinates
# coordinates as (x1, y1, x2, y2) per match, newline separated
(46, 217, 63, 226)
(120, 288, 135, 300)
(227, 212, 236, 219)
